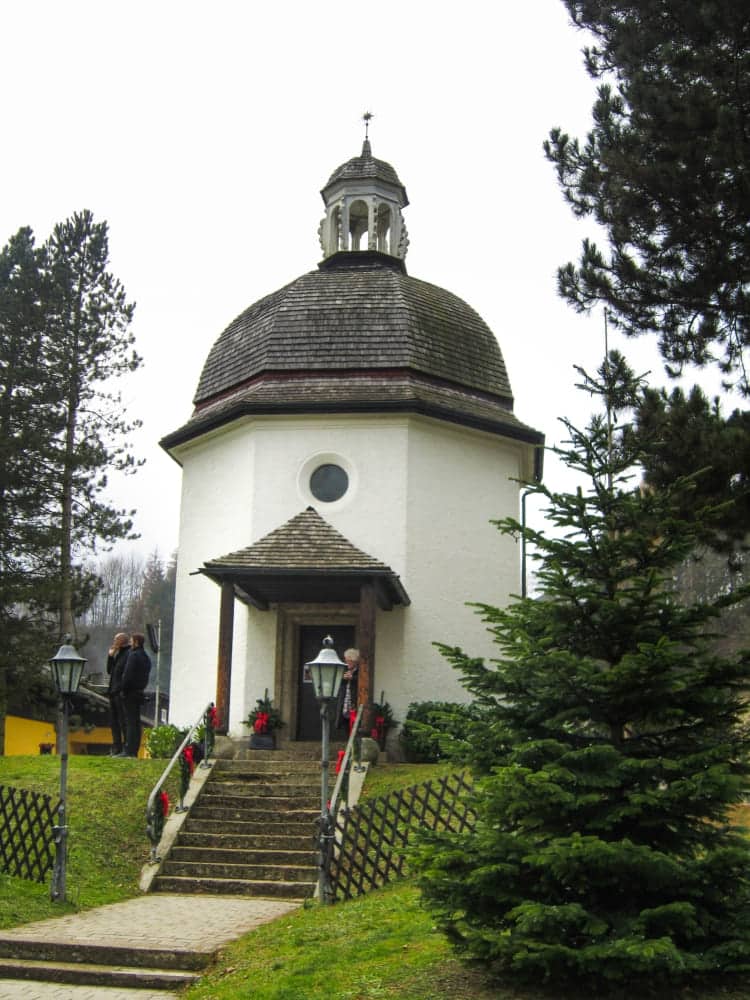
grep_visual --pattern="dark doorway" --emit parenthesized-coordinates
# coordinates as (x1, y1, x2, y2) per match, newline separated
(297, 625, 355, 741)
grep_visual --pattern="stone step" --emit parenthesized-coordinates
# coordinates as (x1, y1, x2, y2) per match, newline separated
(179, 828, 314, 849)
(184, 817, 316, 836)
(233, 745, 345, 762)
(211, 771, 320, 790)
(195, 789, 319, 806)
(170, 846, 315, 866)
(0, 938, 211, 971)
(151, 875, 315, 899)
(161, 859, 316, 882)
(0, 956, 199, 990)
(188, 802, 318, 823)
(216, 759, 323, 775)
(202, 781, 319, 798)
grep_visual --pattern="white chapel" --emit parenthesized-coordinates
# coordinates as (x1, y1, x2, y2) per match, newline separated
(161, 135, 544, 747)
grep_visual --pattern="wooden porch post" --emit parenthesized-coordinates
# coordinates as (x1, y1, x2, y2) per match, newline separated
(216, 581, 234, 734)
(357, 582, 376, 733)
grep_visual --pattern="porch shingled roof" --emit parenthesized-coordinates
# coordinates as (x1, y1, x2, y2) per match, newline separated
(199, 507, 410, 609)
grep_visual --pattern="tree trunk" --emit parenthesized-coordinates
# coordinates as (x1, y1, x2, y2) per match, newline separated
(59, 392, 77, 638)
(59, 261, 85, 641)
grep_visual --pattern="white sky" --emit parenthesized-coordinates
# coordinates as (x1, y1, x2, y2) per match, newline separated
(1, 1, 723, 565)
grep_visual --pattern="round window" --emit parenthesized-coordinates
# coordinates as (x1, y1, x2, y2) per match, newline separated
(309, 463, 349, 503)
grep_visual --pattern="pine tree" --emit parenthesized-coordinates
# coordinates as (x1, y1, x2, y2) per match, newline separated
(632, 385, 750, 557)
(0, 229, 59, 598)
(43, 210, 142, 636)
(546, 1, 750, 392)
(0, 228, 59, 749)
(0, 213, 143, 746)
(412, 357, 750, 993)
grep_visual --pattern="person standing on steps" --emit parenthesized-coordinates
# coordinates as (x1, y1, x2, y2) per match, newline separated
(106, 632, 130, 756)
(118, 632, 151, 758)
(339, 648, 360, 734)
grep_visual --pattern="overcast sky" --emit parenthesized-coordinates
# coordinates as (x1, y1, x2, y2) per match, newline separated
(1, 1, 722, 567)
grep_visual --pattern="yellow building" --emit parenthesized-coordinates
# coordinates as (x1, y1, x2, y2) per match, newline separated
(3, 715, 149, 757)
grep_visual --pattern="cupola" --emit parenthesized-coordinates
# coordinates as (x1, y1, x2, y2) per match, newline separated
(318, 136, 409, 260)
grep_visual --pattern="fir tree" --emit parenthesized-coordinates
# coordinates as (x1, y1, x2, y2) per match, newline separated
(546, 1, 750, 392)
(412, 357, 750, 993)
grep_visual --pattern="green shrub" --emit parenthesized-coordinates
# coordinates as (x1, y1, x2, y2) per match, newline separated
(146, 724, 186, 759)
(400, 701, 481, 762)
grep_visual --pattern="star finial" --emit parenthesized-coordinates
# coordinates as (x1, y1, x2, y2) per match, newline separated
(363, 111, 373, 141)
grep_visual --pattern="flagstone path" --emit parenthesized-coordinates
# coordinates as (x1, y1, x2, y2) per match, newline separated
(0, 893, 299, 999)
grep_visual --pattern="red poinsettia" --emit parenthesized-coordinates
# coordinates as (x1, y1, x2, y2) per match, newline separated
(159, 790, 169, 817)
(182, 744, 195, 774)
(207, 706, 219, 730)
(244, 691, 284, 735)
(253, 711, 270, 734)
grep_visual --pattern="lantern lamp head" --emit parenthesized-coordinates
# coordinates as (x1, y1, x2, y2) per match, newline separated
(305, 636, 347, 703)
(49, 636, 87, 696)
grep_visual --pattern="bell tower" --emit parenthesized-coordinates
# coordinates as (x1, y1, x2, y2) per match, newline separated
(318, 116, 409, 261)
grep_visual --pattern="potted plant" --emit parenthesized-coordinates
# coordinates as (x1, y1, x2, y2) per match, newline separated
(244, 689, 284, 749)
(370, 699, 395, 750)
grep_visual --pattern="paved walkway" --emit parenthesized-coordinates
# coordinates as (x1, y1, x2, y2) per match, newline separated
(0, 984, 175, 999)
(0, 894, 300, 999)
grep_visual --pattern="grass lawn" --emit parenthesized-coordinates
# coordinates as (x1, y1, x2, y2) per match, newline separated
(0, 755, 177, 927)
(358, 761, 457, 801)
(182, 881, 519, 1000)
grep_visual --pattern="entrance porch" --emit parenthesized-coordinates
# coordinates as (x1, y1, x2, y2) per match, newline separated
(198, 508, 410, 738)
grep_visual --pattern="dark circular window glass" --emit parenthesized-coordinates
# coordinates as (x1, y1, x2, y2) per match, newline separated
(310, 463, 349, 502)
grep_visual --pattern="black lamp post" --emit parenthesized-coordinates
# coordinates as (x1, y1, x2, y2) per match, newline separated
(49, 636, 86, 902)
(305, 636, 347, 903)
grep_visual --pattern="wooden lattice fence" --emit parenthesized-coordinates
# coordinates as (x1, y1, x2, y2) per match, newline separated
(0, 785, 59, 883)
(329, 771, 475, 901)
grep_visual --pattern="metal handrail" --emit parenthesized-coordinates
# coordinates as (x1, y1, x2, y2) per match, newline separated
(329, 704, 365, 817)
(317, 704, 365, 904)
(145, 701, 214, 862)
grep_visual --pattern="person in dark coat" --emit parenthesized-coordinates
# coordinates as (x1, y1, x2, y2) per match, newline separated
(106, 633, 130, 755)
(118, 632, 151, 758)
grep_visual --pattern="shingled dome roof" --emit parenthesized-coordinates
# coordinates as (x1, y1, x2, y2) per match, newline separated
(194, 253, 511, 406)
(322, 138, 408, 204)
(161, 143, 544, 461)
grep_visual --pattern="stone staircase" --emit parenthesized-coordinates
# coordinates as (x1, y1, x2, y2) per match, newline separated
(0, 745, 337, 992)
(0, 937, 206, 991)
(0, 895, 297, 993)
(150, 746, 327, 899)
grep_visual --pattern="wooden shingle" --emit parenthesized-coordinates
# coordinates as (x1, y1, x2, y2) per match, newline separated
(200, 508, 410, 609)
(193, 254, 512, 407)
